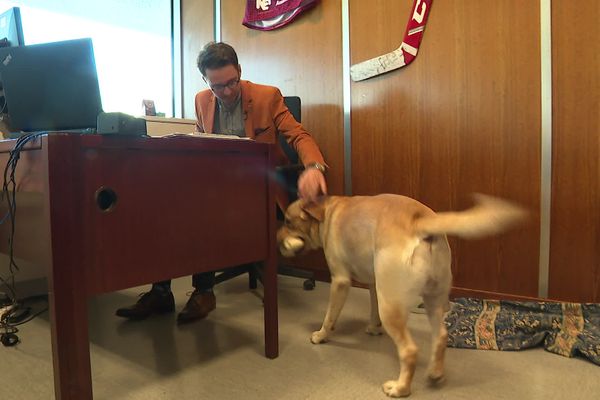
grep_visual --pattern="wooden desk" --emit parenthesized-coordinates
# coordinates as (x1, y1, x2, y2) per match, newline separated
(0, 133, 279, 399)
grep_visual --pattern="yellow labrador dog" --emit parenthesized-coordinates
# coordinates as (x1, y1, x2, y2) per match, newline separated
(277, 194, 525, 398)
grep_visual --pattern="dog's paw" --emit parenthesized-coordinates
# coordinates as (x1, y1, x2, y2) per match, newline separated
(382, 380, 411, 398)
(365, 323, 383, 336)
(426, 367, 446, 386)
(310, 330, 328, 344)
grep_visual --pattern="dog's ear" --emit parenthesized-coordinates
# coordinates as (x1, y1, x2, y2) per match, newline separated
(300, 199, 325, 222)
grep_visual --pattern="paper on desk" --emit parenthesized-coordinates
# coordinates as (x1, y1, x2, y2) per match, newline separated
(161, 132, 251, 140)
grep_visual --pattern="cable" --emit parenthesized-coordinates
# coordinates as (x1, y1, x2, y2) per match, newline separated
(1, 131, 47, 295)
(0, 132, 48, 345)
(0, 97, 7, 115)
(9, 305, 48, 326)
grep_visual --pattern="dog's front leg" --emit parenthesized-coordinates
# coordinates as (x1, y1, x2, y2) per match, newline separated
(311, 276, 351, 344)
(365, 285, 383, 335)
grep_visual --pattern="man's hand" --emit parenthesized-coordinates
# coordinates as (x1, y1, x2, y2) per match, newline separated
(297, 168, 327, 202)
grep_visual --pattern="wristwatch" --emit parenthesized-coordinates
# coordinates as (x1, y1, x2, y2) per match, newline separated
(306, 162, 327, 175)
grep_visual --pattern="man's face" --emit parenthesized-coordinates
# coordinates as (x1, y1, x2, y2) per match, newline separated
(204, 64, 241, 105)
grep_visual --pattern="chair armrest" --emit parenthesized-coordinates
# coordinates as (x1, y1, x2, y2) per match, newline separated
(275, 163, 304, 173)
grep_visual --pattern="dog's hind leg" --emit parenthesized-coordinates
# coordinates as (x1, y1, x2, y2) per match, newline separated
(366, 285, 383, 335)
(375, 247, 423, 397)
(311, 274, 351, 344)
(422, 293, 448, 385)
(379, 301, 417, 398)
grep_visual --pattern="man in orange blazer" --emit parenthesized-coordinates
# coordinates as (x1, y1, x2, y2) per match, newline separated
(116, 42, 328, 323)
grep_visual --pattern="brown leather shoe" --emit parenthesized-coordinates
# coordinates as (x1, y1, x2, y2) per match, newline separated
(177, 290, 216, 324)
(115, 290, 175, 320)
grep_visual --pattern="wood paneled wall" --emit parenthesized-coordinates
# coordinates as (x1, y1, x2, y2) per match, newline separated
(179, 1, 600, 301)
(350, 0, 541, 297)
(550, 1, 600, 302)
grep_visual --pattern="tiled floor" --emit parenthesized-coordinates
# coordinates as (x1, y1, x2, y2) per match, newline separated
(2, 275, 599, 399)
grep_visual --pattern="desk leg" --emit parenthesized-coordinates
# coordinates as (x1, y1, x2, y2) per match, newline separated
(264, 147, 279, 358)
(44, 134, 93, 398)
(263, 254, 279, 358)
(49, 280, 93, 399)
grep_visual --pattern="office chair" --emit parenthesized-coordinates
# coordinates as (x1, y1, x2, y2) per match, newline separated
(214, 96, 316, 290)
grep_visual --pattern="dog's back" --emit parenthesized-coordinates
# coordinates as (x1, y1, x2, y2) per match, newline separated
(325, 192, 525, 250)
(320, 195, 441, 284)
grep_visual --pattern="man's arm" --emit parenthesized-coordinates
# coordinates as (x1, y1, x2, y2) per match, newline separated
(194, 91, 207, 133)
(271, 90, 328, 201)
(272, 89, 326, 168)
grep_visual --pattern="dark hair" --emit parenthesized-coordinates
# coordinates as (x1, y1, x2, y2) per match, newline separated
(196, 42, 239, 76)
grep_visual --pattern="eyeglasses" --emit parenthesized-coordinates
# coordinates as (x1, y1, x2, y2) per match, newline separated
(206, 77, 240, 92)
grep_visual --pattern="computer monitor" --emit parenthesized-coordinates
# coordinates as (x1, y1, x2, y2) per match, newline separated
(0, 7, 24, 123)
(0, 38, 103, 133)
(0, 7, 24, 48)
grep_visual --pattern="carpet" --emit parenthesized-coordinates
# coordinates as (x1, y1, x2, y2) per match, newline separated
(445, 298, 600, 366)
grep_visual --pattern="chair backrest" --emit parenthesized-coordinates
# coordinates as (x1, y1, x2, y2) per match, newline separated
(277, 96, 303, 205)
(284, 96, 301, 123)
(280, 96, 301, 165)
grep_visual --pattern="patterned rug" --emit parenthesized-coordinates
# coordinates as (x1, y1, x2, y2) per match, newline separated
(444, 298, 600, 366)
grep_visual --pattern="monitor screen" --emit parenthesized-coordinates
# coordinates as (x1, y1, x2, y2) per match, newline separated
(0, 38, 103, 133)
(0, 7, 23, 124)
(0, 7, 24, 48)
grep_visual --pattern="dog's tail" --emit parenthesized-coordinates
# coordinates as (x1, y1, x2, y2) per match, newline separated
(414, 194, 528, 239)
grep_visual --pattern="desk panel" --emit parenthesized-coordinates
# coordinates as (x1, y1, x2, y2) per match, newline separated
(0, 133, 279, 399)
(78, 140, 270, 294)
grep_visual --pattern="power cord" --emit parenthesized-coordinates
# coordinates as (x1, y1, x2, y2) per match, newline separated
(0, 296, 49, 347)
(0, 132, 48, 346)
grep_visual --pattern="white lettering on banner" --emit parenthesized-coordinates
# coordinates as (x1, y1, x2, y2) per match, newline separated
(257, 0, 271, 11)
(412, 0, 426, 23)
(275, 0, 290, 5)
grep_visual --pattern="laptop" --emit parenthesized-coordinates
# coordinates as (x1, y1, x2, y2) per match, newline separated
(0, 38, 102, 133)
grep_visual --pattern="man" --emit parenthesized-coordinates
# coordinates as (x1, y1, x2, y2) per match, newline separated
(116, 42, 328, 323)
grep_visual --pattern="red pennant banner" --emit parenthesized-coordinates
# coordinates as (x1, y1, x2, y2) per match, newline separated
(243, 0, 320, 31)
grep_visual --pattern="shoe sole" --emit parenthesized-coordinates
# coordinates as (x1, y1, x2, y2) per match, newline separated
(115, 307, 175, 320)
(176, 306, 215, 325)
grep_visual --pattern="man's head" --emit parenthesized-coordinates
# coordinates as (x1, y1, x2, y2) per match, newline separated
(197, 42, 242, 105)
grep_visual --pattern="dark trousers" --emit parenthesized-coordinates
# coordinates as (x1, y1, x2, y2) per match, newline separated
(152, 271, 215, 293)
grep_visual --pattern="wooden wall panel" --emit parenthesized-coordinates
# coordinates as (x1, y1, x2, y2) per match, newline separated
(220, 0, 344, 196)
(350, 0, 541, 297)
(550, 1, 600, 302)
(181, 0, 214, 119)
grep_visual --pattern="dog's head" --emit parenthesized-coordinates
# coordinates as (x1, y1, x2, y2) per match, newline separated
(277, 198, 326, 257)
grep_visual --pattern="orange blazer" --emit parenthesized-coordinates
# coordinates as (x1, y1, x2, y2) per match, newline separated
(194, 80, 326, 169)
